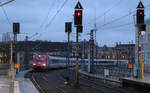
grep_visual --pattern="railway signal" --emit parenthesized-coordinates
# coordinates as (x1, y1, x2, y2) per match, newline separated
(65, 22, 72, 33)
(136, 1, 144, 24)
(13, 22, 20, 75)
(74, 1, 83, 26)
(74, 1, 83, 88)
(65, 22, 72, 84)
(136, 1, 146, 79)
(74, 10, 82, 25)
(77, 25, 83, 33)
(13, 23, 20, 34)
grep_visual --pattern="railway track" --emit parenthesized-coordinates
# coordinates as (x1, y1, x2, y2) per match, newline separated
(31, 71, 66, 93)
(53, 69, 126, 93)
(79, 75, 128, 93)
(31, 69, 128, 93)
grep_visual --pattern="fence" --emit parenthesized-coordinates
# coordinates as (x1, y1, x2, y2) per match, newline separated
(80, 63, 133, 80)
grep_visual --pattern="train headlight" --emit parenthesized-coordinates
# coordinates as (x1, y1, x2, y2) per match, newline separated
(43, 64, 46, 66)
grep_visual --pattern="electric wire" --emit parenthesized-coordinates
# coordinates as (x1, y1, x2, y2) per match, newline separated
(32, 0, 69, 50)
(97, 3, 150, 30)
(96, 0, 122, 21)
(45, 0, 69, 28)
(86, 0, 122, 26)
(100, 22, 134, 30)
(33, 1, 150, 50)
(97, 11, 135, 29)
(40, 0, 57, 28)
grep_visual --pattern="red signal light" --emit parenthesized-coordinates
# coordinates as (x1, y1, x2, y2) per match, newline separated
(139, 12, 143, 15)
(76, 12, 81, 17)
(74, 10, 82, 25)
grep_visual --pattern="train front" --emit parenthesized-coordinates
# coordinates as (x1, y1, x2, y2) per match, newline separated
(33, 55, 47, 70)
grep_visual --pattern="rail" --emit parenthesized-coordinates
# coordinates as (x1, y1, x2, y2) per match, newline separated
(80, 75, 128, 93)
(31, 71, 66, 93)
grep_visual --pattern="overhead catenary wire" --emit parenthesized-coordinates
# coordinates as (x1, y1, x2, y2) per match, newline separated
(40, 0, 58, 28)
(97, 3, 150, 30)
(100, 22, 134, 30)
(45, 0, 69, 28)
(32, 0, 69, 50)
(33, 1, 150, 50)
(86, 0, 122, 26)
(97, 11, 136, 30)
(96, 0, 122, 21)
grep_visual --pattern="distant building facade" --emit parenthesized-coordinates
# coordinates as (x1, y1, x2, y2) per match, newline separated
(98, 44, 135, 64)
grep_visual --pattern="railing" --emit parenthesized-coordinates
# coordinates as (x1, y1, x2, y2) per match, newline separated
(80, 64, 133, 81)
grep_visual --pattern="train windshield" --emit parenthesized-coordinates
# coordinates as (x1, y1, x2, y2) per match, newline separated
(35, 56, 45, 62)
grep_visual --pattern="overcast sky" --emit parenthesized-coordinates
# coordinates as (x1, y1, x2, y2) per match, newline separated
(0, 0, 150, 46)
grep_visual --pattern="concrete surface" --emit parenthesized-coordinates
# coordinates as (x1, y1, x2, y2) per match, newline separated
(123, 73, 150, 84)
(0, 76, 10, 93)
(16, 70, 39, 93)
(79, 70, 120, 83)
(14, 81, 20, 93)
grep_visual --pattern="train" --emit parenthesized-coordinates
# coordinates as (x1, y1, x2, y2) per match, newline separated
(32, 54, 76, 70)
(32, 54, 129, 70)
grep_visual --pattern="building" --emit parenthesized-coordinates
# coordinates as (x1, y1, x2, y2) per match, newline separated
(98, 45, 114, 59)
(98, 44, 135, 64)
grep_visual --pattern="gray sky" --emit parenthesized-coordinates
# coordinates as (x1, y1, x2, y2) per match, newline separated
(0, 0, 150, 46)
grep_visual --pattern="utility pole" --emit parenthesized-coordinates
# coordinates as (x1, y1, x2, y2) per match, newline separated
(74, 1, 83, 88)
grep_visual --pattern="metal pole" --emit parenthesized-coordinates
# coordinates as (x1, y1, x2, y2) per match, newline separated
(10, 43, 14, 93)
(66, 32, 70, 82)
(75, 30, 79, 88)
(137, 31, 142, 79)
(68, 32, 70, 68)
(90, 30, 94, 73)
(24, 36, 29, 69)
(83, 39, 86, 70)
(13, 33, 17, 73)
(14, 34, 17, 43)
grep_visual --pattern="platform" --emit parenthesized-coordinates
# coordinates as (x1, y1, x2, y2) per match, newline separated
(121, 73, 150, 93)
(0, 76, 11, 93)
(16, 69, 39, 93)
(79, 70, 120, 83)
